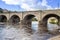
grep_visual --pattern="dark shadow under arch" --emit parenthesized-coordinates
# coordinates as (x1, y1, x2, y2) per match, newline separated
(24, 14, 35, 20)
(23, 14, 38, 33)
(9, 15, 20, 24)
(0, 15, 7, 22)
(43, 14, 59, 21)
(23, 14, 38, 24)
(23, 14, 36, 26)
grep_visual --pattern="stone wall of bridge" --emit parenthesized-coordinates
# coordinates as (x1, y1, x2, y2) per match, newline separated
(0, 10, 60, 34)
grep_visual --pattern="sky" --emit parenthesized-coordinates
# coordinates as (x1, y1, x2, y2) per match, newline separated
(0, 0, 60, 11)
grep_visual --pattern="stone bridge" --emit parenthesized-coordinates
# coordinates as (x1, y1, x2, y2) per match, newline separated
(0, 9, 60, 34)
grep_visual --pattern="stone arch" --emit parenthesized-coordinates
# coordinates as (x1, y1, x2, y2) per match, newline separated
(42, 14, 59, 26)
(23, 13, 39, 21)
(38, 14, 60, 34)
(39, 14, 60, 33)
(24, 14, 38, 20)
(23, 14, 38, 33)
(23, 14, 38, 25)
(0, 15, 7, 22)
(9, 15, 20, 24)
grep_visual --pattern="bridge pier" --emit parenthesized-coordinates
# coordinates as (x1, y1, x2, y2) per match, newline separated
(38, 21, 48, 33)
(21, 20, 32, 34)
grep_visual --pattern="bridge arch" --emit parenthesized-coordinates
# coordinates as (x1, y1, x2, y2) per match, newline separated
(23, 13, 39, 21)
(23, 14, 38, 33)
(0, 15, 7, 22)
(39, 14, 60, 33)
(23, 14, 38, 25)
(9, 15, 20, 24)
(42, 14, 59, 25)
(24, 14, 38, 20)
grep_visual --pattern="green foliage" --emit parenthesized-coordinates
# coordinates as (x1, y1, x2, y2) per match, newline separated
(0, 8, 3, 13)
(32, 18, 37, 21)
(49, 22, 58, 24)
(49, 19, 58, 24)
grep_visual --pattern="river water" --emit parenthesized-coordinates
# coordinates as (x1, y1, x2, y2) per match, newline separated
(0, 21, 59, 40)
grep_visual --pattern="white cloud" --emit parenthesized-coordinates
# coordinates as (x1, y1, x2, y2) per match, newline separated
(2, 0, 53, 11)
(41, 0, 47, 6)
(2, 0, 20, 5)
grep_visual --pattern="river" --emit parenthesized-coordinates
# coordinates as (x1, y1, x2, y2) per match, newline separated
(0, 21, 59, 40)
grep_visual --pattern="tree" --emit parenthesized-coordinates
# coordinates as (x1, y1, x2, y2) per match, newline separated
(32, 18, 37, 21)
(0, 8, 3, 13)
(49, 19, 58, 24)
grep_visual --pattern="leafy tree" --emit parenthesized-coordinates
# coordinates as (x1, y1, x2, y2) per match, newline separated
(32, 18, 37, 21)
(49, 19, 58, 24)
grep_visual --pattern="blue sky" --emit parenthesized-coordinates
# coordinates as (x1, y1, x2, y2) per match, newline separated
(0, 0, 60, 11)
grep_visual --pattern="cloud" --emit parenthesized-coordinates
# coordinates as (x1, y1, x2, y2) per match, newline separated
(2, 0, 20, 5)
(2, 0, 53, 11)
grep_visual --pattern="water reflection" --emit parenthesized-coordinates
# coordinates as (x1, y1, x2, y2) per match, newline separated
(0, 25, 6, 40)
(47, 23, 59, 31)
(32, 21, 38, 31)
(0, 22, 59, 40)
(0, 25, 32, 40)
(32, 21, 59, 32)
